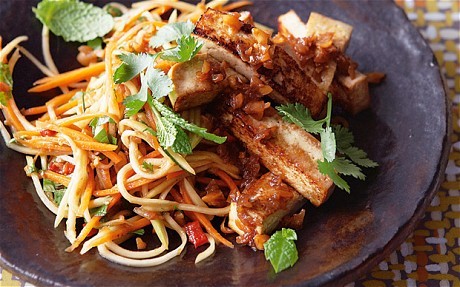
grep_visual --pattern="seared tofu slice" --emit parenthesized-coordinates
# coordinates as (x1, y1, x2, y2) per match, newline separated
(304, 12, 353, 52)
(194, 8, 327, 118)
(228, 172, 306, 246)
(331, 72, 370, 115)
(221, 109, 334, 206)
(278, 10, 370, 114)
(168, 54, 244, 111)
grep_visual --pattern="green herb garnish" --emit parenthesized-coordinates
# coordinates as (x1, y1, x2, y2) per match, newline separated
(43, 179, 66, 205)
(33, 0, 114, 43)
(264, 228, 298, 273)
(276, 94, 377, 192)
(0, 63, 13, 106)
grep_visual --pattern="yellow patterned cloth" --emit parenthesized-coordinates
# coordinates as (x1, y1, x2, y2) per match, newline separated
(0, 1, 458, 287)
(353, 1, 460, 287)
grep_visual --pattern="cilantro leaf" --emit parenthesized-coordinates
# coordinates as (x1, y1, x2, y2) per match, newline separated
(142, 161, 154, 172)
(93, 129, 117, 145)
(317, 160, 350, 193)
(145, 66, 173, 100)
(334, 125, 378, 168)
(334, 125, 354, 151)
(0, 63, 13, 106)
(43, 179, 66, 205)
(341, 146, 378, 168)
(33, 0, 114, 42)
(276, 103, 324, 134)
(150, 99, 226, 144)
(114, 53, 156, 84)
(320, 127, 336, 162)
(160, 35, 203, 63)
(123, 71, 149, 117)
(331, 157, 365, 180)
(264, 228, 298, 273)
(149, 21, 195, 48)
(89, 116, 115, 128)
(90, 204, 108, 217)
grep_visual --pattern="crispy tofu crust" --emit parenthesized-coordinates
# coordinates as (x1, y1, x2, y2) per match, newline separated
(221, 110, 334, 206)
(228, 172, 306, 245)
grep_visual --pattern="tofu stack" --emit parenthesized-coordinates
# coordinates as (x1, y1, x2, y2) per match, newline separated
(167, 8, 372, 248)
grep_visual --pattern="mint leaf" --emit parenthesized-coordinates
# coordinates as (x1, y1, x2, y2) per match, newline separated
(171, 126, 193, 154)
(161, 35, 203, 63)
(320, 127, 336, 162)
(33, 0, 114, 42)
(114, 53, 156, 84)
(145, 66, 173, 100)
(276, 103, 324, 134)
(150, 99, 226, 144)
(43, 179, 66, 205)
(264, 228, 298, 273)
(149, 21, 195, 48)
(156, 116, 178, 149)
(317, 160, 350, 193)
(0, 63, 13, 106)
(90, 204, 108, 217)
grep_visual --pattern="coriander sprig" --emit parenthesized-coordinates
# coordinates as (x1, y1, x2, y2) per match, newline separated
(276, 94, 377, 192)
(112, 21, 223, 161)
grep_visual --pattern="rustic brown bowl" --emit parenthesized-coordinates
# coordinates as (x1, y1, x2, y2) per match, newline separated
(0, 0, 450, 286)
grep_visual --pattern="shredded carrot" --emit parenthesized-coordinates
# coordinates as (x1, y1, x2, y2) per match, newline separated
(39, 100, 78, 121)
(179, 182, 234, 248)
(212, 169, 238, 193)
(78, 168, 95, 215)
(22, 105, 48, 116)
(85, 217, 151, 250)
(126, 177, 155, 190)
(144, 150, 162, 159)
(68, 193, 122, 252)
(66, 215, 102, 252)
(166, 170, 186, 181)
(42, 170, 71, 186)
(17, 138, 73, 152)
(93, 187, 119, 197)
(29, 62, 105, 93)
(103, 151, 123, 164)
(46, 89, 80, 107)
(222, 1, 252, 11)
(96, 167, 113, 189)
(2, 99, 25, 131)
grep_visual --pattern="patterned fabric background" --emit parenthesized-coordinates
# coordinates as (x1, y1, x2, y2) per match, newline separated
(0, 0, 459, 286)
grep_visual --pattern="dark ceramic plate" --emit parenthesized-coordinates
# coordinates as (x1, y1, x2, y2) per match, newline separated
(0, 0, 451, 286)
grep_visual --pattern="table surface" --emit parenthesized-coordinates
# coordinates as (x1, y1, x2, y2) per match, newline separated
(1, 1, 459, 287)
